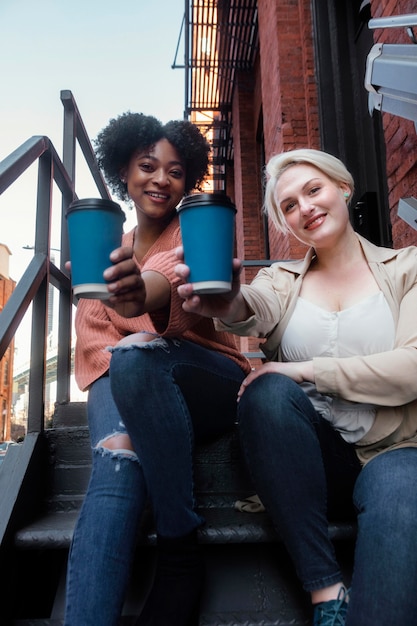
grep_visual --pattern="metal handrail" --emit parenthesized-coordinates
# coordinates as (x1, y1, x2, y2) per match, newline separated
(368, 14, 417, 29)
(60, 90, 110, 200)
(368, 13, 417, 44)
(0, 91, 110, 433)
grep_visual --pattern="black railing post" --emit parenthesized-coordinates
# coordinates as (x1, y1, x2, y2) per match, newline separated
(27, 150, 53, 433)
(55, 93, 77, 404)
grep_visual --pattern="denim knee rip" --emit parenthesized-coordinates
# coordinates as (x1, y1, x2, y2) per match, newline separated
(107, 335, 182, 354)
(94, 432, 140, 469)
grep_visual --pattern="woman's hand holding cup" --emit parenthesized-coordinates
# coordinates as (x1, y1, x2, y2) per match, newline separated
(175, 246, 246, 322)
(104, 246, 147, 318)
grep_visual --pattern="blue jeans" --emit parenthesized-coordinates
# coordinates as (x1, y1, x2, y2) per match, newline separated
(64, 376, 147, 626)
(64, 338, 244, 626)
(347, 447, 417, 625)
(238, 373, 417, 625)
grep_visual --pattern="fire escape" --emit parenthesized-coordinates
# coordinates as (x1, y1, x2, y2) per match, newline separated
(173, 0, 258, 191)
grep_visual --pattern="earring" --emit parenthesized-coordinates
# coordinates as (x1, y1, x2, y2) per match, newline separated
(344, 192, 349, 198)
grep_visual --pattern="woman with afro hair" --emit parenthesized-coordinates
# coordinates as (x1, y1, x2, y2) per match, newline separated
(64, 112, 251, 626)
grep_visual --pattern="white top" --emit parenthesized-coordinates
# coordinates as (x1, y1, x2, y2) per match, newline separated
(280, 291, 395, 442)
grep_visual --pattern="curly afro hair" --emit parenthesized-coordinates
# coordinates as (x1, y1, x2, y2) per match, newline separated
(94, 112, 210, 201)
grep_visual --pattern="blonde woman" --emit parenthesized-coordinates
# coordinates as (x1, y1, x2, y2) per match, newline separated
(177, 148, 417, 626)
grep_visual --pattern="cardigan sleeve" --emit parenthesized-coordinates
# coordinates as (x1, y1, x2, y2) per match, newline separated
(74, 297, 157, 390)
(74, 298, 122, 390)
(215, 264, 298, 338)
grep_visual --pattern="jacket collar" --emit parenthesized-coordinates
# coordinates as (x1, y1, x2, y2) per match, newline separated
(274, 233, 399, 277)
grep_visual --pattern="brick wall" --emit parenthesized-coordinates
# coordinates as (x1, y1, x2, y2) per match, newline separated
(256, 0, 319, 260)
(232, 71, 264, 264)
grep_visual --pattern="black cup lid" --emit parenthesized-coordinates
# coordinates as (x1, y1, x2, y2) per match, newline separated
(177, 192, 236, 212)
(66, 198, 126, 221)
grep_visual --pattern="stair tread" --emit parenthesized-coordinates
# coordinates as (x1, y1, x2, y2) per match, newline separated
(12, 617, 310, 626)
(14, 505, 356, 549)
(10, 616, 137, 626)
(200, 614, 310, 625)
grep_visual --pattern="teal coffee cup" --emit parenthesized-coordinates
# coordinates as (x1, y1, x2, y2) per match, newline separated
(178, 193, 236, 294)
(66, 198, 126, 299)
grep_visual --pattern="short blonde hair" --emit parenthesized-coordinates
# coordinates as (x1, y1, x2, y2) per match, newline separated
(264, 148, 355, 233)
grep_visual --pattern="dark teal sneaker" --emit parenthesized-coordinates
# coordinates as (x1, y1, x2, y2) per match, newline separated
(313, 588, 349, 626)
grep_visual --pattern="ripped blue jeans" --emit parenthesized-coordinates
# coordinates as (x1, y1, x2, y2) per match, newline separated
(64, 336, 245, 626)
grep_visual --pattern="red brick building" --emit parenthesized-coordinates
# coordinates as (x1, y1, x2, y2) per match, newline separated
(0, 244, 15, 441)
(184, 0, 417, 265)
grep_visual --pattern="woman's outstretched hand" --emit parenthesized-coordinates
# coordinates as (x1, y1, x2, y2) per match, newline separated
(103, 246, 147, 318)
(175, 246, 249, 323)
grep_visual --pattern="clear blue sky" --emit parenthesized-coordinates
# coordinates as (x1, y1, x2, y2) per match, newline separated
(0, 0, 186, 279)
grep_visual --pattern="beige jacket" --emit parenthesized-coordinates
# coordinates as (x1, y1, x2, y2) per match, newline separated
(217, 234, 417, 464)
